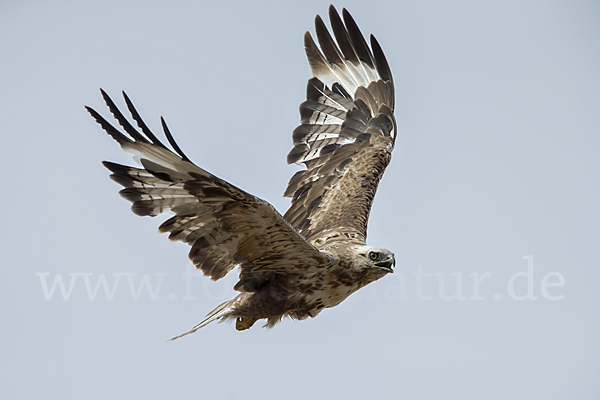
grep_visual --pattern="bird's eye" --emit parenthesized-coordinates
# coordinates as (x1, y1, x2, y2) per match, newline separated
(368, 252, 379, 261)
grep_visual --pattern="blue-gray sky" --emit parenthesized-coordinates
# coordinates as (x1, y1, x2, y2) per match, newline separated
(2, 1, 599, 399)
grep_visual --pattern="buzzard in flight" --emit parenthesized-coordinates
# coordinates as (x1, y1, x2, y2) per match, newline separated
(86, 5, 397, 339)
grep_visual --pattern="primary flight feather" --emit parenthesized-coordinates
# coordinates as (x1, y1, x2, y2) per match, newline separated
(86, 5, 397, 339)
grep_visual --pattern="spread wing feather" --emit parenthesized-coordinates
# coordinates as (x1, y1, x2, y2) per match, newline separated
(86, 91, 334, 289)
(284, 5, 397, 244)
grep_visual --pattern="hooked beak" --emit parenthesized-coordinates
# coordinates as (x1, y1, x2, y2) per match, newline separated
(374, 256, 395, 273)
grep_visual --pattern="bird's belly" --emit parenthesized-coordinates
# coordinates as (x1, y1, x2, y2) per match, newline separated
(304, 284, 359, 315)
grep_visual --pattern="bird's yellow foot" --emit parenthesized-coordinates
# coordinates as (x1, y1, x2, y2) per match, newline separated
(236, 316, 256, 331)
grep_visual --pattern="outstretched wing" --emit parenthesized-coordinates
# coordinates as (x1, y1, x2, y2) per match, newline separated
(284, 6, 396, 245)
(86, 90, 334, 291)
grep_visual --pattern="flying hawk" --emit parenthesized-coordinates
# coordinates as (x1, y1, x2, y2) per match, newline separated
(86, 5, 397, 339)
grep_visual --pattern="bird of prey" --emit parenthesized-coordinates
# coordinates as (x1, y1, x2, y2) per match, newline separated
(86, 5, 397, 339)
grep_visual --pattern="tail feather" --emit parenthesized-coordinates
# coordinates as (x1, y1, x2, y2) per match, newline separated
(168, 296, 242, 341)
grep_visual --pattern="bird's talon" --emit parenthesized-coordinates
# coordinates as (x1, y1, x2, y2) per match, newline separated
(236, 316, 256, 331)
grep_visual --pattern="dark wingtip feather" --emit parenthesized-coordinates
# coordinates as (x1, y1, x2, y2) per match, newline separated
(102, 160, 127, 174)
(100, 89, 150, 144)
(84, 105, 95, 116)
(101, 161, 140, 189)
(304, 31, 331, 80)
(341, 8, 374, 69)
(160, 117, 191, 162)
(121, 91, 169, 150)
(370, 34, 393, 85)
(85, 105, 132, 147)
(328, 5, 359, 66)
(303, 30, 311, 43)
(315, 13, 344, 68)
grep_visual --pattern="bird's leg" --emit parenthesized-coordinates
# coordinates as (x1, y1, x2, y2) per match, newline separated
(235, 316, 256, 331)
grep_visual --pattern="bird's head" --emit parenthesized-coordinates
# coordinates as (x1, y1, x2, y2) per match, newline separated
(352, 245, 395, 277)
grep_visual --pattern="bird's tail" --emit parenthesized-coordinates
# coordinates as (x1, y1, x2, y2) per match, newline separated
(168, 294, 244, 341)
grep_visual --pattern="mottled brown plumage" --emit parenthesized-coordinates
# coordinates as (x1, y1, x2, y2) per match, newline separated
(86, 5, 397, 339)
